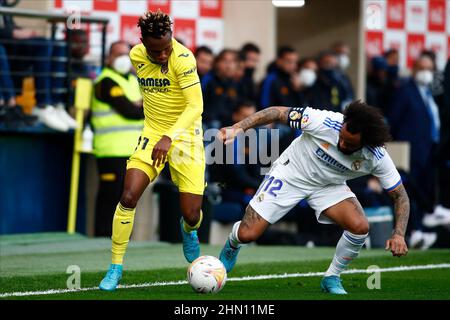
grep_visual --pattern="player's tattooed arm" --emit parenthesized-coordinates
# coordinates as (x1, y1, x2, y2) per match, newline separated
(233, 106, 291, 132)
(218, 106, 290, 144)
(388, 183, 410, 237)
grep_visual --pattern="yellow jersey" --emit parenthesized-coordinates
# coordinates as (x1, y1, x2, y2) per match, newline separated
(129, 38, 203, 140)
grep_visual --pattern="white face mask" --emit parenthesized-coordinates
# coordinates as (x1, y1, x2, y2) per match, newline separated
(113, 55, 132, 74)
(415, 70, 433, 86)
(338, 54, 350, 70)
(299, 69, 317, 87)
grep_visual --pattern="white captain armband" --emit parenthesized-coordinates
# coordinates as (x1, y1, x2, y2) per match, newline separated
(287, 107, 305, 129)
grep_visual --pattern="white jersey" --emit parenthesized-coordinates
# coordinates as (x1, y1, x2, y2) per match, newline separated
(278, 107, 402, 191)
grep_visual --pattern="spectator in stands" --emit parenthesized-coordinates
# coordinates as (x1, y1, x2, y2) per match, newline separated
(194, 45, 214, 81)
(387, 55, 440, 249)
(0, 43, 15, 108)
(0, 4, 79, 131)
(332, 41, 351, 72)
(0, 43, 35, 127)
(422, 56, 450, 228)
(239, 42, 261, 103)
(260, 46, 300, 109)
(53, 29, 91, 104)
(366, 56, 390, 112)
(201, 49, 239, 129)
(296, 57, 320, 107)
(331, 41, 354, 109)
(234, 54, 256, 104)
(314, 50, 350, 112)
(420, 50, 445, 110)
(384, 48, 400, 84)
(91, 41, 144, 237)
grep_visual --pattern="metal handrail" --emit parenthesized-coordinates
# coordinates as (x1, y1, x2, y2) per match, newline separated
(0, 6, 109, 24)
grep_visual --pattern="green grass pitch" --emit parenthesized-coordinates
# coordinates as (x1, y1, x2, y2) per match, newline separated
(1, 233, 449, 300)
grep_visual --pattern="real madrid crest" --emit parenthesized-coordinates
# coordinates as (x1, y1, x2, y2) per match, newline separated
(161, 63, 169, 74)
(351, 160, 362, 171)
(257, 193, 265, 203)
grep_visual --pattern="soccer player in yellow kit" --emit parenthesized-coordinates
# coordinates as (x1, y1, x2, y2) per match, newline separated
(99, 10, 205, 291)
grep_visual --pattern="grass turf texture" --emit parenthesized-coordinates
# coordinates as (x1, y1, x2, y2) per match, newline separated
(1, 233, 449, 300)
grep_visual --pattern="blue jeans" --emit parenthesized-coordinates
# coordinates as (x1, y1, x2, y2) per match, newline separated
(5, 37, 67, 106)
(0, 44, 15, 101)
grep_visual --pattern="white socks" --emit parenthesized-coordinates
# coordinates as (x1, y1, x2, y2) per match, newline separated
(229, 221, 243, 248)
(325, 231, 368, 277)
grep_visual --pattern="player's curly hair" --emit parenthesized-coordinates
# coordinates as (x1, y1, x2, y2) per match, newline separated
(137, 10, 172, 39)
(343, 100, 392, 147)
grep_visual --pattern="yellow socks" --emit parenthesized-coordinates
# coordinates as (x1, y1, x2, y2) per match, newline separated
(183, 210, 203, 233)
(111, 203, 136, 265)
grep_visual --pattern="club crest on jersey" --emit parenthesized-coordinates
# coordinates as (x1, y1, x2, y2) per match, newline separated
(289, 110, 301, 121)
(256, 193, 265, 202)
(351, 160, 363, 171)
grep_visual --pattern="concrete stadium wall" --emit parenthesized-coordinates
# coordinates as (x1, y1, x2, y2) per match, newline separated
(223, 0, 277, 83)
(277, 0, 365, 100)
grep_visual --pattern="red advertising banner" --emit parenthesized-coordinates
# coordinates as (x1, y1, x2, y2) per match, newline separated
(407, 33, 425, 68)
(200, 0, 222, 18)
(387, 0, 405, 29)
(93, 0, 118, 12)
(148, 0, 171, 14)
(120, 15, 142, 46)
(428, 0, 446, 32)
(366, 31, 384, 57)
(173, 19, 196, 52)
(54, 0, 62, 8)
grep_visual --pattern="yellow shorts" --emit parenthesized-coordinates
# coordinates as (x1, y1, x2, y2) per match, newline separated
(126, 130, 206, 195)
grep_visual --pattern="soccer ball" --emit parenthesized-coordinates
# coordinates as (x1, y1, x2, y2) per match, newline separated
(187, 255, 227, 293)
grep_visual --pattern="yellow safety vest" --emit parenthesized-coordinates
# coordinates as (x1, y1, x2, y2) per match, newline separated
(91, 68, 143, 158)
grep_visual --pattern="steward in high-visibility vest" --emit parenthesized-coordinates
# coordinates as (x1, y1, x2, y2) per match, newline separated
(91, 67, 144, 157)
(91, 41, 144, 237)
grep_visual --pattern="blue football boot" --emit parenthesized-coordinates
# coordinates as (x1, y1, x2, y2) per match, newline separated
(99, 264, 122, 291)
(219, 239, 241, 273)
(180, 218, 200, 263)
(320, 276, 348, 294)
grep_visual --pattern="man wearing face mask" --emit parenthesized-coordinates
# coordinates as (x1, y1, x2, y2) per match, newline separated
(332, 41, 351, 72)
(387, 55, 439, 249)
(91, 40, 144, 237)
(239, 43, 261, 104)
(296, 57, 319, 107)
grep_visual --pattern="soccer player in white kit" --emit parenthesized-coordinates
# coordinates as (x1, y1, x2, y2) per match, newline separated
(217, 100, 410, 294)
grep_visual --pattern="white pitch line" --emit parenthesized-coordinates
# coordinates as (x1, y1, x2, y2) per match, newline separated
(1, 263, 449, 298)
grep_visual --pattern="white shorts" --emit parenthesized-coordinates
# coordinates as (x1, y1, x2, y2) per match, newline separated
(249, 162, 356, 225)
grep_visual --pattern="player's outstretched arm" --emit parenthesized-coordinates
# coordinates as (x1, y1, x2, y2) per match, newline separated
(218, 106, 290, 144)
(386, 183, 410, 257)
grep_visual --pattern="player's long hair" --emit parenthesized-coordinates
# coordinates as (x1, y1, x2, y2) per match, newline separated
(137, 10, 172, 39)
(343, 100, 392, 147)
